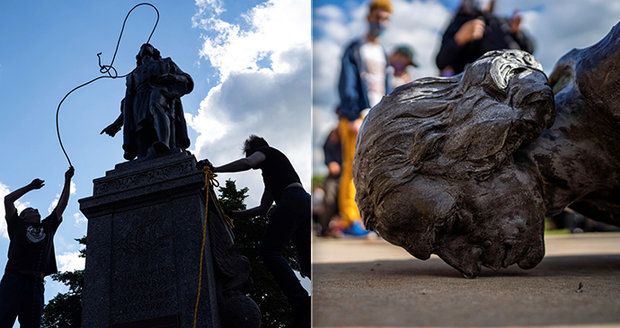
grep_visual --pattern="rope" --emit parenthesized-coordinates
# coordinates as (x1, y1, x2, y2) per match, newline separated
(193, 165, 218, 328)
(55, 3, 160, 167)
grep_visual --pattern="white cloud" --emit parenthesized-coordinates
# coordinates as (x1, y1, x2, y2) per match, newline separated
(57, 251, 85, 272)
(517, 1, 620, 73)
(73, 212, 87, 227)
(312, 0, 620, 174)
(0, 183, 30, 239)
(190, 0, 311, 204)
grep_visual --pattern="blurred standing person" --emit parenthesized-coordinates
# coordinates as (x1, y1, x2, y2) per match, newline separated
(389, 45, 419, 88)
(320, 126, 342, 237)
(436, 0, 535, 76)
(337, 0, 392, 236)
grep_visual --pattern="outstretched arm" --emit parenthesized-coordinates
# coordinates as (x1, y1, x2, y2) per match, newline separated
(4, 179, 45, 218)
(101, 98, 125, 137)
(231, 188, 274, 220)
(53, 167, 75, 219)
(212, 151, 266, 173)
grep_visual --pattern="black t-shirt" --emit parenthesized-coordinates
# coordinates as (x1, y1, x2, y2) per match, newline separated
(5, 209, 61, 276)
(256, 147, 302, 203)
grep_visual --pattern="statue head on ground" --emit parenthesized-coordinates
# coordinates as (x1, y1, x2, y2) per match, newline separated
(354, 50, 555, 278)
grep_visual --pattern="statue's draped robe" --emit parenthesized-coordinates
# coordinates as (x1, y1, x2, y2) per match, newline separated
(122, 57, 193, 160)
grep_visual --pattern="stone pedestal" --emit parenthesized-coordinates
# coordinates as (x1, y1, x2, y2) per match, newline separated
(79, 152, 219, 328)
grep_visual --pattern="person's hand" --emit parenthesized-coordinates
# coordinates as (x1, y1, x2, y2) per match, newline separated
(348, 119, 362, 134)
(29, 179, 45, 190)
(65, 166, 75, 180)
(197, 159, 215, 171)
(328, 162, 341, 176)
(510, 13, 522, 34)
(454, 18, 485, 46)
(100, 123, 121, 137)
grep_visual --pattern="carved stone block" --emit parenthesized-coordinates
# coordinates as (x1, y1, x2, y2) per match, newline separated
(79, 152, 219, 327)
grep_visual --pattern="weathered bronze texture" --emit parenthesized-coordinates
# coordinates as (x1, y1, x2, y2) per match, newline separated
(354, 24, 620, 278)
(101, 43, 193, 161)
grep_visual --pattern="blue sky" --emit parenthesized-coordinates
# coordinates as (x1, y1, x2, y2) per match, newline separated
(0, 0, 311, 311)
(0, 0, 206, 304)
(312, 0, 620, 174)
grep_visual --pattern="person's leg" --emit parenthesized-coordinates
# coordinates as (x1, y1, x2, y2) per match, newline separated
(261, 191, 311, 327)
(292, 190, 311, 279)
(337, 118, 366, 235)
(320, 176, 339, 236)
(0, 273, 20, 327)
(17, 277, 43, 328)
(290, 190, 311, 328)
(259, 201, 309, 303)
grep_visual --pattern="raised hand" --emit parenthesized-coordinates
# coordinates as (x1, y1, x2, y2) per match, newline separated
(29, 178, 45, 190)
(197, 159, 215, 171)
(455, 18, 486, 46)
(65, 166, 75, 180)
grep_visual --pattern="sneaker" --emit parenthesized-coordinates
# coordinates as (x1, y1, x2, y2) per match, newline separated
(342, 221, 369, 237)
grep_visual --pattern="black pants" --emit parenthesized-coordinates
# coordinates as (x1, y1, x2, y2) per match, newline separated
(0, 272, 45, 328)
(260, 187, 311, 308)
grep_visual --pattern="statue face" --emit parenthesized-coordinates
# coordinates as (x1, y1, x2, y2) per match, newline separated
(435, 167, 545, 278)
(355, 50, 554, 278)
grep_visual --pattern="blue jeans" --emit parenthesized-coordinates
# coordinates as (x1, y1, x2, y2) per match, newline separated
(0, 272, 45, 328)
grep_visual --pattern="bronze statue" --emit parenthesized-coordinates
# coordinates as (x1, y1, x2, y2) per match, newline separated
(101, 43, 193, 160)
(353, 23, 620, 278)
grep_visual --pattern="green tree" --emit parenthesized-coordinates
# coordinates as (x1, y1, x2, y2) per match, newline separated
(41, 236, 85, 328)
(217, 179, 300, 328)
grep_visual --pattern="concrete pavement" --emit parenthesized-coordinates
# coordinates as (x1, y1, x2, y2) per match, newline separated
(312, 233, 620, 327)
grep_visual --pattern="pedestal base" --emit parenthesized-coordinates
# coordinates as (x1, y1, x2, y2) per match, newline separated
(79, 152, 219, 328)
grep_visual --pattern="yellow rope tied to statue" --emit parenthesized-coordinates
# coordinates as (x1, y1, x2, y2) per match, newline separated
(192, 165, 219, 328)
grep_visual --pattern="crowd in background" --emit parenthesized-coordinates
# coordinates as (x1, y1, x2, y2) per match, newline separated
(312, 0, 618, 238)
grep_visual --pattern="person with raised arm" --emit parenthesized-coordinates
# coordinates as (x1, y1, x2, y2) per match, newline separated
(0, 166, 74, 328)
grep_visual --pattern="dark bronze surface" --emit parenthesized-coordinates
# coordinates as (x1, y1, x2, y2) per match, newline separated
(354, 24, 620, 278)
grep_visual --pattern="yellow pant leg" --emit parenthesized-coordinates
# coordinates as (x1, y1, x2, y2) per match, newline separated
(338, 118, 361, 227)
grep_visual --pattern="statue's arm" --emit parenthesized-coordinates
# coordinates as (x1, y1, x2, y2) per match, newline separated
(161, 58, 194, 95)
(100, 99, 125, 137)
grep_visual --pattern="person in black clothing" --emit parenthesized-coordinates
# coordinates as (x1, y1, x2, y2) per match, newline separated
(0, 166, 74, 328)
(198, 135, 310, 328)
(436, 0, 535, 76)
(320, 127, 342, 236)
